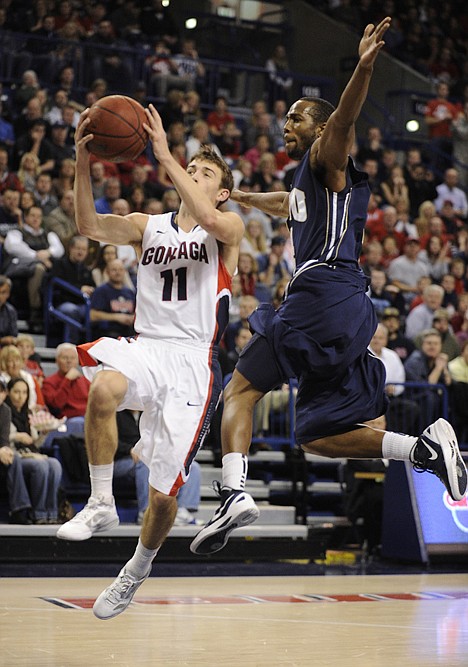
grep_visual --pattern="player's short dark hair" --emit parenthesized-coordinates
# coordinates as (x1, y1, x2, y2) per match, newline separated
(190, 145, 234, 193)
(300, 97, 335, 125)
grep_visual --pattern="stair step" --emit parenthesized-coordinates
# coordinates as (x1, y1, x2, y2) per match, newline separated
(35, 346, 57, 360)
(196, 503, 296, 525)
(41, 361, 58, 376)
(269, 479, 343, 494)
(0, 523, 308, 540)
(196, 449, 215, 463)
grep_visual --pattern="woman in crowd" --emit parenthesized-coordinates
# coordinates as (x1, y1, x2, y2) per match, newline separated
(0, 344, 44, 409)
(240, 218, 269, 259)
(19, 190, 36, 213)
(17, 152, 40, 192)
(52, 158, 75, 199)
(237, 252, 258, 297)
(418, 235, 451, 282)
(414, 200, 436, 238)
(0, 378, 34, 525)
(91, 243, 135, 291)
(6, 378, 62, 524)
(380, 164, 410, 209)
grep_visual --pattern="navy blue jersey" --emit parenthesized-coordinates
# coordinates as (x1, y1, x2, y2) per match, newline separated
(242, 150, 387, 440)
(288, 154, 370, 278)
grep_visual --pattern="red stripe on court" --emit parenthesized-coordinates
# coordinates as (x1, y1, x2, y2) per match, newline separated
(41, 591, 468, 609)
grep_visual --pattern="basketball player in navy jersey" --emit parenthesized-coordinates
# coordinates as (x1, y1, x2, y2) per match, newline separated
(191, 17, 467, 556)
(56, 105, 244, 618)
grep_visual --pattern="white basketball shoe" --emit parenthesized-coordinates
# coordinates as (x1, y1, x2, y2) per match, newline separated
(56, 495, 119, 541)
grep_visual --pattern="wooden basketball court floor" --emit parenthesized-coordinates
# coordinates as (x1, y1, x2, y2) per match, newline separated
(1, 572, 467, 666)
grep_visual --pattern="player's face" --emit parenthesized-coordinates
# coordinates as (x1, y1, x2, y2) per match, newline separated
(283, 101, 319, 159)
(186, 160, 227, 204)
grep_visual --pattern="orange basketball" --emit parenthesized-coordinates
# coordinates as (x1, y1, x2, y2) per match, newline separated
(85, 95, 149, 162)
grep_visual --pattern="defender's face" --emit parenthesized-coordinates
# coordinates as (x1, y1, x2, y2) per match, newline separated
(283, 101, 317, 160)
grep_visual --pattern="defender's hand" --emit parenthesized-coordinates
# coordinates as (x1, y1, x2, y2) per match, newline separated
(358, 17, 391, 68)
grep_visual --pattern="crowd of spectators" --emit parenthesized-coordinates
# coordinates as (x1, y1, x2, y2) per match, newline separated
(0, 0, 468, 525)
(323, 1, 468, 93)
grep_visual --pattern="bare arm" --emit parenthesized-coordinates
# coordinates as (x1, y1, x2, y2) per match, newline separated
(90, 309, 134, 325)
(73, 110, 146, 246)
(144, 105, 244, 248)
(230, 188, 289, 218)
(390, 279, 418, 293)
(315, 17, 391, 191)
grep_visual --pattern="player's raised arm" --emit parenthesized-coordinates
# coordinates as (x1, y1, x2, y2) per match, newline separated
(74, 110, 146, 246)
(316, 17, 391, 188)
(144, 105, 244, 247)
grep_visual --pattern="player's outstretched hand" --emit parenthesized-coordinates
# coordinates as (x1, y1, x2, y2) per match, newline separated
(75, 109, 94, 163)
(358, 17, 391, 68)
(144, 104, 171, 163)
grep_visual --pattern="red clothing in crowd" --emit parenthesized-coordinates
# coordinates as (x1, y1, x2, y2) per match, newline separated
(206, 110, 235, 134)
(425, 98, 460, 139)
(42, 372, 90, 419)
(365, 207, 385, 239)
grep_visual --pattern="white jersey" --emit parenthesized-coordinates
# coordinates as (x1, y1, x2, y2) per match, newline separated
(135, 212, 232, 346)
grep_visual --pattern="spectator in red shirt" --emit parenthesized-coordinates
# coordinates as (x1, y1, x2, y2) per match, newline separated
(450, 257, 467, 295)
(42, 343, 90, 418)
(207, 96, 235, 139)
(0, 147, 23, 195)
(424, 81, 460, 172)
(367, 205, 406, 252)
(418, 214, 450, 250)
(365, 193, 385, 240)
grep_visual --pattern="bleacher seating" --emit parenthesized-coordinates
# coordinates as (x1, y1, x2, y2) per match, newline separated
(44, 277, 91, 347)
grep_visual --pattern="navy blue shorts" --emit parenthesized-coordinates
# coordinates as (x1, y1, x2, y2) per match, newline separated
(236, 265, 388, 443)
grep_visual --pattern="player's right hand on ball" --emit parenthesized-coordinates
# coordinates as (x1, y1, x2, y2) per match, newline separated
(143, 104, 171, 163)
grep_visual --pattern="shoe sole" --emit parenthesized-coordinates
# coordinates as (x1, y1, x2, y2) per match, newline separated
(56, 516, 120, 541)
(427, 418, 467, 501)
(190, 505, 260, 555)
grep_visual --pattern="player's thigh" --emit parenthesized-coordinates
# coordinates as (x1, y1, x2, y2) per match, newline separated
(234, 333, 285, 396)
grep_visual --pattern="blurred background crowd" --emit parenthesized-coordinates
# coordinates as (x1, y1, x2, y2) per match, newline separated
(0, 1, 467, 524)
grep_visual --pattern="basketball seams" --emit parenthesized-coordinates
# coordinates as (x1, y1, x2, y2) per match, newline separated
(86, 95, 148, 161)
(91, 135, 146, 161)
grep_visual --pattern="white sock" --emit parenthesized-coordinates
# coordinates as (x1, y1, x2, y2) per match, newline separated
(89, 463, 114, 500)
(222, 452, 248, 490)
(382, 432, 418, 461)
(126, 539, 159, 579)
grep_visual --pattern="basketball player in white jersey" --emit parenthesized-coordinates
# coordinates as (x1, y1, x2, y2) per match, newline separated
(56, 104, 244, 619)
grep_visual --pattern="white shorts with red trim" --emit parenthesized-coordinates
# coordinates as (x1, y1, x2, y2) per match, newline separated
(78, 336, 214, 496)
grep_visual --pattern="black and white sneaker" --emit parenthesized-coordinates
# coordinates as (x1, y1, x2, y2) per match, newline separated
(411, 418, 467, 501)
(190, 482, 260, 555)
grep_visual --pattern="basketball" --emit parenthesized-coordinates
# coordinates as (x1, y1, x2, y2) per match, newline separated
(84, 95, 149, 162)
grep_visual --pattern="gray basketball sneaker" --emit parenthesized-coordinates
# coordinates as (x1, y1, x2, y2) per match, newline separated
(411, 418, 467, 501)
(93, 566, 151, 620)
(190, 482, 260, 555)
